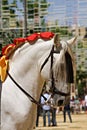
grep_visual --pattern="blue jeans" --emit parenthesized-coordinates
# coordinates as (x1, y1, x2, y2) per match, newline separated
(43, 110, 51, 126)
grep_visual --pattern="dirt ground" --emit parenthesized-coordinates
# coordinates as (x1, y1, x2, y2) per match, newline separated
(35, 112, 87, 130)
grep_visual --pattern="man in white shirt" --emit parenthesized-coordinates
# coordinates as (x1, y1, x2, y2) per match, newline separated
(41, 91, 51, 127)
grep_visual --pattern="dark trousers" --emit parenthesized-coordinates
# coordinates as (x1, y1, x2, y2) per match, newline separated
(51, 108, 57, 126)
(63, 110, 72, 123)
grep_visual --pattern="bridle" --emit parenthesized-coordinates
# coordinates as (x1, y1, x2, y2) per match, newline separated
(7, 44, 70, 106)
(40, 44, 70, 96)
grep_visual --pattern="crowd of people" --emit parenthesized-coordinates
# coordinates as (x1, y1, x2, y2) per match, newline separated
(70, 95, 87, 114)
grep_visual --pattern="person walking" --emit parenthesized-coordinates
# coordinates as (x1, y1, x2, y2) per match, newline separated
(63, 96, 72, 123)
(50, 94, 57, 126)
(70, 96, 75, 114)
(41, 91, 51, 127)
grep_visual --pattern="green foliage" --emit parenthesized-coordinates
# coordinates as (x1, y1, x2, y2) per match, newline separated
(78, 83, 85, 98)
(62, 29, 68, 35)
(55, 27, 71, 36)
(76, 69, 87, 98)
(78, 41, 83, 48)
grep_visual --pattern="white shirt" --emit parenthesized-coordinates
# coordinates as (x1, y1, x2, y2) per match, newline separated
(41, 93, 51, 110)
(85, 95, 87, 106)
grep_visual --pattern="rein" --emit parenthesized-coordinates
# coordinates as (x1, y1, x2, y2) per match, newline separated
(40, 45, 55, 94)
(40, 45, 54, 72)
(7, 70, 41, 106)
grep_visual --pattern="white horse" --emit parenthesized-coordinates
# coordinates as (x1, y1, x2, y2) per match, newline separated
(1, 33, 76, 130)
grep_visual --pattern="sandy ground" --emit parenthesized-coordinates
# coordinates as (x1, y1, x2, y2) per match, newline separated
(35, 113, 87, 130)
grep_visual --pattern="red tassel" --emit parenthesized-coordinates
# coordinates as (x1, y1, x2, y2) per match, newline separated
(40, 32, 54, 40)
(13, 38, 26, 45)
(26, 33, 38, 44)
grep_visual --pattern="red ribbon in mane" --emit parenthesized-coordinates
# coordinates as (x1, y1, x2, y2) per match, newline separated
(13, 37, 26, 45)
(1, 44, 15, 56)
(1, 32, 54, 56)
(26, 32, 54, 44)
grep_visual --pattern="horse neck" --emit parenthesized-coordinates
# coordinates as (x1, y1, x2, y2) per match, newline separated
(8, 40, 53, 99)
(9, 39, 53, 71)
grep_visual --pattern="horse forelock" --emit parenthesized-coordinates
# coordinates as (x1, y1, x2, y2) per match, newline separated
(60, 40, 68, 52)
(53, 40, 75, 84)
(53, 49, 66, 83)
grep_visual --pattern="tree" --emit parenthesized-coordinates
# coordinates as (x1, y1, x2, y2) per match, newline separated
(76, 69, 87, 98)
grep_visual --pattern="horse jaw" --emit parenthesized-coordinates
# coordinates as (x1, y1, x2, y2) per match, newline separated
(67, 36, 77, 46)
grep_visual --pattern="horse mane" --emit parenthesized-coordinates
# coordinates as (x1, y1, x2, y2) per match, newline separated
(5, 32, 55, 59)
(6, 42, 26, 59)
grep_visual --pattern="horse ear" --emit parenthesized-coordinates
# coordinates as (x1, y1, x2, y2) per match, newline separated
(54, 34, 60, 45)
(67, 36, 77, 45)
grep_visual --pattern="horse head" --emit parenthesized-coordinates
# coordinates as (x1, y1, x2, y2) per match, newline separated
(53, 36, 77, 105)
(40, 34, 77, 91)
(53, 34, 77, 83)
(41, 34, 77, 106)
